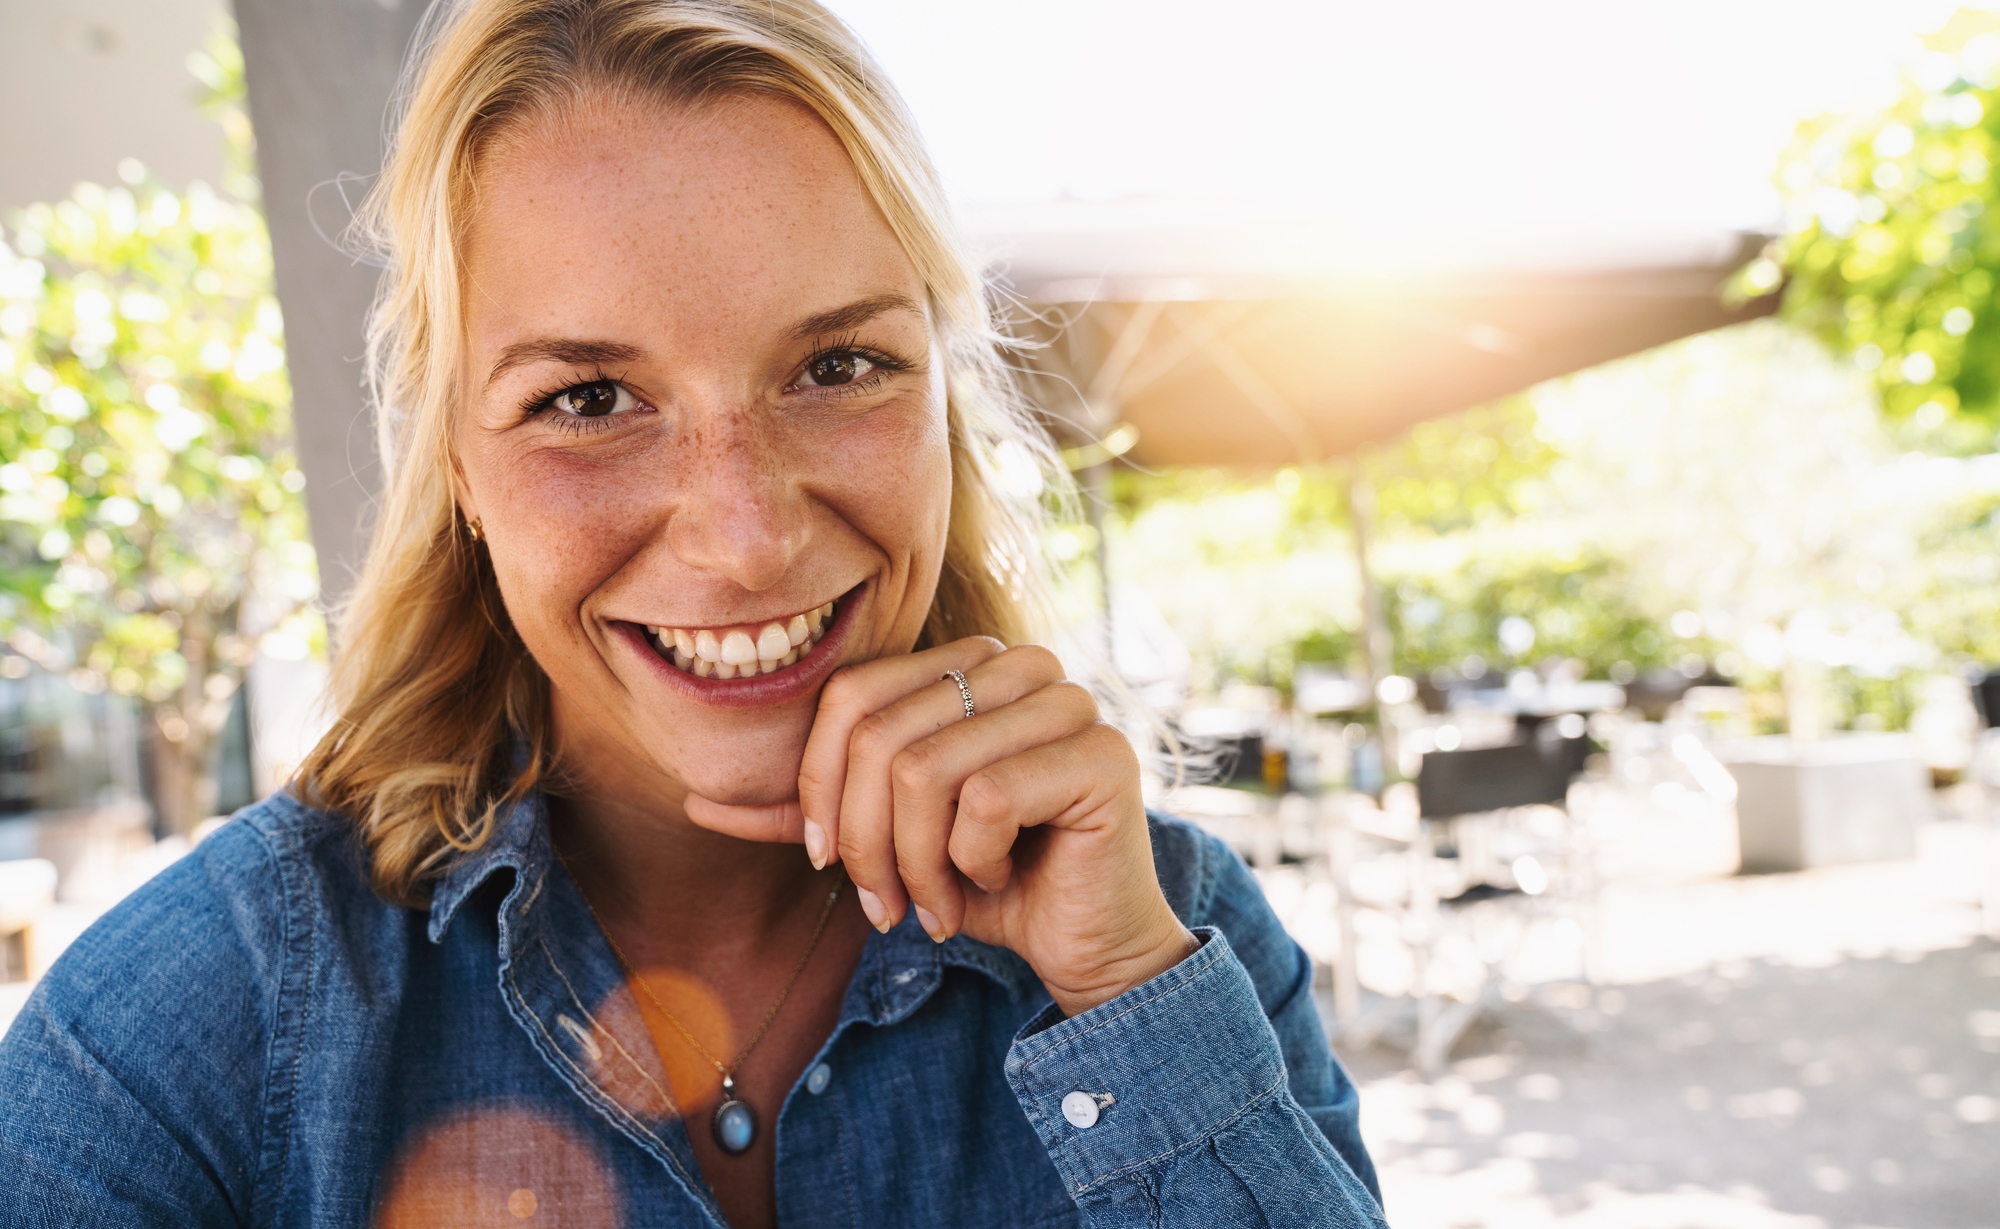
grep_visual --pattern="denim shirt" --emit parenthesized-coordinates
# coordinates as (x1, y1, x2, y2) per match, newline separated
(0, 790, 1382, 1227)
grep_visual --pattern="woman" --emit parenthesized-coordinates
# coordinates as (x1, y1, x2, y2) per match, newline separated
(0, 2, 1382, 1225)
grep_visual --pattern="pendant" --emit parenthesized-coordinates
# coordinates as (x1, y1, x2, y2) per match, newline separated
(712, 1075, 757, 1155)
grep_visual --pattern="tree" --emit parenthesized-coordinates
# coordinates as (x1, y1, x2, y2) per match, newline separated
(0, 29, 316, 832)
(1766, 10, 2000, 434)
(1105, 397, 1569, 696)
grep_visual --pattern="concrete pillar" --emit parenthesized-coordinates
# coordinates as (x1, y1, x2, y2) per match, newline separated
(234, 0, 429, 611)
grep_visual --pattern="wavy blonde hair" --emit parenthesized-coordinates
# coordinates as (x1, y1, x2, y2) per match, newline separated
(296, 0, 1061, 905)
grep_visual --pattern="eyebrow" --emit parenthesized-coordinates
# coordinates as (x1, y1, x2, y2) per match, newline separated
(485, 338, 645, 389)
(482, 293, 925, 388)
(786, 292, 925, 342)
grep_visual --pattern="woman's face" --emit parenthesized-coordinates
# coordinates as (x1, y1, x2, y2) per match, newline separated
(455, 93, 952, 812)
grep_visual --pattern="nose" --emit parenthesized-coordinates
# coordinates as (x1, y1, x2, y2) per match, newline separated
(665, 402, 812, 592)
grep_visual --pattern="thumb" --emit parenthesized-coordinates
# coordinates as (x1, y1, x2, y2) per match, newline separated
(682, 794, 808, 844)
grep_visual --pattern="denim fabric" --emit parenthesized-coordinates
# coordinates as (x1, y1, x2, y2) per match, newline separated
(0, 789, 1383, 1228)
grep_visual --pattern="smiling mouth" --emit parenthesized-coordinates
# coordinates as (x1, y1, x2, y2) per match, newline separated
(644, 597, 840, 679)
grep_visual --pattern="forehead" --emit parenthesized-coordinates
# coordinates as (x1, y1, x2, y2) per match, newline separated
(461, 91, 921, 342)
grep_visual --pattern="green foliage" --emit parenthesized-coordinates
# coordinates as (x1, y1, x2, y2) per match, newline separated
(1907, 488, 2000, 661)
(1292, 626, 1357, 667)
(1111, 397, 1591, 698)
(1367, 397, 1557, 534)
(1768, 13, 2000, 427)
(0, 179, 314, 697)
(1382, 551, 1680, 681)
(1826, 668, 1924, 734)
(0, 20, 316, 825)
(1112, 396, 1556, 539)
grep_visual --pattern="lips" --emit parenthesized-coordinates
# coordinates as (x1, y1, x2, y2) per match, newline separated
(644, 600, 836, 679)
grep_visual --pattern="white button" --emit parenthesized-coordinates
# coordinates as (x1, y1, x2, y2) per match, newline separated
(1061, 1091, 1100, 1129)
(806, 1063, 832, 1095)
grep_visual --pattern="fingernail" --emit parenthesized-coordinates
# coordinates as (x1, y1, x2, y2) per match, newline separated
(856, 887, 891, 933)
(914, 905, 945, 943)
(802, 820, 828, 869)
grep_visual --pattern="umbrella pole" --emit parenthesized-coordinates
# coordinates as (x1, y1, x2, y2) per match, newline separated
(1085, 459, 1114, 665)
(1334, 469, 1394, 1038)
(1345, 472, 1396, 781)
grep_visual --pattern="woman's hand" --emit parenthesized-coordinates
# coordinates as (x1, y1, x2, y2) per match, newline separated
(686, 638, 1195, 1016)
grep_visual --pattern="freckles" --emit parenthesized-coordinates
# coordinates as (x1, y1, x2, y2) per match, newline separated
(478, 442, 664, 629)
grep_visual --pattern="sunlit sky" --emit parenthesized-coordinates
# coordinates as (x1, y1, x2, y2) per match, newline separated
(828, 0, 1982, 228)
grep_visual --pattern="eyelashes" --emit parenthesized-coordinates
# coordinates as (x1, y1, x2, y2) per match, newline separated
(797, 334, 914, 396)
(517, 368, 641, 436)
(516, 341, 916, 435)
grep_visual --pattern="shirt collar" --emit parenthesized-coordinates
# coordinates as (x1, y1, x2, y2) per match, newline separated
(843, 910, 1042, 1024)
(425, 789, 1047, 1006)
(427, 789, 552, 944)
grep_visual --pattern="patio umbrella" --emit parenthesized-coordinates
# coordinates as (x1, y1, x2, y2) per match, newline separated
(966, 199, 1779, 751)
(968, 200, 1779, 463)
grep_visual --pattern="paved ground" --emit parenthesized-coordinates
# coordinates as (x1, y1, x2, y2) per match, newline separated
(1335, 941, 2000, 1229)
(1314, 803, 2000, 1229)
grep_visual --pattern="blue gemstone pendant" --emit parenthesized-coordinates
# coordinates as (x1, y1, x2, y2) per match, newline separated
(713, 1076, 756, 1155)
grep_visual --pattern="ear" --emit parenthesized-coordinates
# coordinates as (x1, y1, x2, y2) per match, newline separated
(448, 449, 480, 529)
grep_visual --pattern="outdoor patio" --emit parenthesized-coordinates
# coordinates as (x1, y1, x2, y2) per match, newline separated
(1242, 781, 2000, 1229)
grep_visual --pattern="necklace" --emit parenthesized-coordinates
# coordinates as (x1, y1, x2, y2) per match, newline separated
(573, 870, 842, 1156)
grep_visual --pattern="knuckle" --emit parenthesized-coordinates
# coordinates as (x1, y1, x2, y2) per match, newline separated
(1006, 643, 1064, 681)
(849, 712, 897, 763)
(1045, 679, 1100, 719)
(1086, 721, 1140, 766)
(949, 834, 1001, 881)
(890, 739, 948, 794)
(894, 848, 941, 887)
(835, 823, 879, 864)
(796, 760, 837, 798)
(819, 669, 869, 716)
(958, 767, 1014, 821)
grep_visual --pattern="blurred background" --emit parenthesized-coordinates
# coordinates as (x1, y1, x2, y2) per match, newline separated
(2, 1, 1998, 1224)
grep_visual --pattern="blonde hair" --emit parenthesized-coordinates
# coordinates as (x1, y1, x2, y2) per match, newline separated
(296, 0, 1061, 905)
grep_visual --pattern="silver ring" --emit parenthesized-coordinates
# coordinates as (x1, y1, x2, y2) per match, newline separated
(941, 669, 975, 720)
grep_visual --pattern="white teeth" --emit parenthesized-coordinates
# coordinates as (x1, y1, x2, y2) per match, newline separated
(653, 599, 840, 678)
(756, 623, 790, 661)
(720, 630, 757, 666)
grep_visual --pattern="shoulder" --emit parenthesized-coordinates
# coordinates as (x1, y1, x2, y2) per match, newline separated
(0, 793, 375, 1213)
(1146, 809, 1307, 1013)
(1146, 808, 1256, 926)
(39, 792, 363, 1011)
(3, 792, 382, 1106)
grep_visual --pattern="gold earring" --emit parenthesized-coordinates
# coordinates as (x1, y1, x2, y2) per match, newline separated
(466, 517, 485, 543)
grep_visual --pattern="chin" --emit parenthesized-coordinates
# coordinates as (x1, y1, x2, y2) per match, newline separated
(653, 728, 810, 807)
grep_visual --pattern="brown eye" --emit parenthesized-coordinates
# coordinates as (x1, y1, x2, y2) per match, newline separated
(552, 381, 628, 417)
(804, 352, 870, 387)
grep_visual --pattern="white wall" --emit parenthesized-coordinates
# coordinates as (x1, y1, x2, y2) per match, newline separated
(0, 0, 227, 213)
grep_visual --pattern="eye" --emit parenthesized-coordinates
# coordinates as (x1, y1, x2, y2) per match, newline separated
(547, 380, 638, 417)
(800, 351, 878, 388)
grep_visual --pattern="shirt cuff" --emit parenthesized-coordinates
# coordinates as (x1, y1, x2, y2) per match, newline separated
(1003, 926, 1288, 1199)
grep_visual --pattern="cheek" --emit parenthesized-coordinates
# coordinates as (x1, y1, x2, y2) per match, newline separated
(465, 437, 659, 639)
(817, 392, 954, 554)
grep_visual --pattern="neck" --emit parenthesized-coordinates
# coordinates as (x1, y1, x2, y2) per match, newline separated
(547, 712, 822, 951)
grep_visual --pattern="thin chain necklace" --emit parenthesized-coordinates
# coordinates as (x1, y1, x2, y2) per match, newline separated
(569, 863, 843, 1156)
